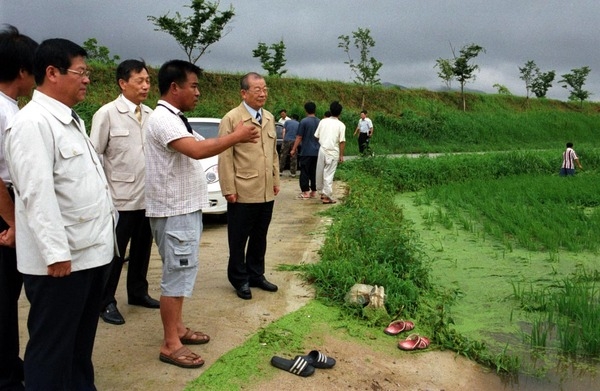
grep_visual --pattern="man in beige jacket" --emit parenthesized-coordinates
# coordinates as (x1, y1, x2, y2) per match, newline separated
(218, 72, 280, 300)
(90, 59, 159, 326)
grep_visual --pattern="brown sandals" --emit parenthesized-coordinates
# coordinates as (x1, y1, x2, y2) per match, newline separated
(159, 346, 204, 368)
(180, 328, 210, 345)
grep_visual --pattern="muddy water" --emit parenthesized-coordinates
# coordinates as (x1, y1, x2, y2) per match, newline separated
(397, 192, 600, 391)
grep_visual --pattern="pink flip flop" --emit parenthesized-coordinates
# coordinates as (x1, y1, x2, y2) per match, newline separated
(384, 320, 415, 336)
(398, 334, 430, 351)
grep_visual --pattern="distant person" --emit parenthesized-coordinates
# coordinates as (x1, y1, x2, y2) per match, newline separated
(145, 60, 258, 368)
(291, 101, 320, 199)
(315, 101, 346, 204)
(559, 142, 582, 176)
(323, 111, 331, 118)
(0, 24, 37, 391)
(5, 38, 116, 390)
(279, 113, 299, 177)
(353, 109, 373, 154)
(277, 108, 290, 126)
(218, 72, 280, 301)
(90, 59, 159, 326)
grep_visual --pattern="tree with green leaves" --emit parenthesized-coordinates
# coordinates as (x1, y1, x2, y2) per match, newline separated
(531, 70, 555, 98)
(519, 60, 538, 100)
(434, 58, 453, 90)
(83, 38, 120, 65)
(559, 66, 592, 107)
(493, 83, 511, 95)
(338, 27, 382, 87)
(252, 40, 287, 77)
(147, 0, 234, 64)
(451, 43, 485, 111)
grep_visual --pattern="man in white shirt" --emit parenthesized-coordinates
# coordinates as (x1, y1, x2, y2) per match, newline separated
(145, 60, 258, 368)
(0, 24, 37, 391)
(315, 101, 346, 204)
(91, 59, 159, 326)
(5, 38, 116, 390)
(353, 109, 373, 153)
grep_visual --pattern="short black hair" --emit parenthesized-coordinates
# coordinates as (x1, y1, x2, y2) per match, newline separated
(304, 101, 316, 115)
(361, 109, 368, 115)
(329, 101, 343, 117)
(33, 38, 86, 85)
(566, 142, 574, 148)
(158, 59, 202, 95)
(116, 59, 148, 86)
(0, 25, 38, 82)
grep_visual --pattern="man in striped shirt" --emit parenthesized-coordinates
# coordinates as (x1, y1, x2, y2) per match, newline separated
(560, 142, 583, 176)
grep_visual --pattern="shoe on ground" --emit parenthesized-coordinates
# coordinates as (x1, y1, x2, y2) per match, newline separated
(128, 294, 160, 308)
(101, 303, 125, 325)
(249, 278, 278, 292)
(236, 282, 252, 300)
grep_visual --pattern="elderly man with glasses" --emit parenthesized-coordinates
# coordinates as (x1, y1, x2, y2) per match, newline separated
(218, 72, 281, 300)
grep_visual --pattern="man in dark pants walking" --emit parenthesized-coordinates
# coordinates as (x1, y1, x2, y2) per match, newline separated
(291, 101, 320, 199)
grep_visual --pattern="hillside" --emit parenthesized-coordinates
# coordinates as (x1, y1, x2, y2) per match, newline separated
(76, 64, 600, 155)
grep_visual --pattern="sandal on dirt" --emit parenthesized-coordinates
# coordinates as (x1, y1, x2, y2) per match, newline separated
(309, 191, 318, 198)
(297, 193, 310, 200)
(270, 355, 315, 377)
(322, 198, 337, 204)
(180, 327, 210, 345)
(159, 346, 205, 368)
(384, 320, 415, 336)
(398, 334, 430, 351)
(301, 350, 336, 369)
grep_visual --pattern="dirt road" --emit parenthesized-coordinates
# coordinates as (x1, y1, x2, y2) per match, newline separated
(18, 174, 509, 390)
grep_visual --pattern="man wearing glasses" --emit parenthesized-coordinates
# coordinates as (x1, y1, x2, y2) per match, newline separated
(218, 72, 281, 300)
(5, 39, 116, 389)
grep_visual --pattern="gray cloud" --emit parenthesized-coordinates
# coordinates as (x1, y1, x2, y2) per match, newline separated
(2, 0, 598, 100)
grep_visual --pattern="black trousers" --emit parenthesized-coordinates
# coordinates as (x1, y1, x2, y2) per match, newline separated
(226, 201, 274, 288)
(23, 263, 110, 391)
(101, 210, 153, 309)
(0, 186, 23, 391)
(0, 232, 23, 391)
(298, 155, 318, 192)
(358, 132, 369, 153)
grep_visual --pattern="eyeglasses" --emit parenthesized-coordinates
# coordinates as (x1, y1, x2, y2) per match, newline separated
(246, 87, 268, 94)
(62, 68, 91, 78)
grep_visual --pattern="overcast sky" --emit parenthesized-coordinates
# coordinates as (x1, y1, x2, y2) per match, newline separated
(1, 0, 598, 101)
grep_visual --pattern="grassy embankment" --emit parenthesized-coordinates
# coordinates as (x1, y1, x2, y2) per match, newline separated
(80, 65, 600, 386)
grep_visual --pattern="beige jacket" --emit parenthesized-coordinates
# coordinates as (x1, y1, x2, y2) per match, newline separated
(90, 96, 152, 210)
(218, 103, 280, 203)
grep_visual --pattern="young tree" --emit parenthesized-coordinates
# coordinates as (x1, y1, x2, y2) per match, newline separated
(338, 27, 383, 87)
(531, 70, 555, 98)
(147, 0, 234, 64)
(83, 38, 120, 65)
(519, 60, 538, 99)
(252, 40, 287, 77)
(451, 43, 485, 111)
(434, 58, 453, 90)
(559, 66, 592, 107)
(492, 83, 511, 95)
